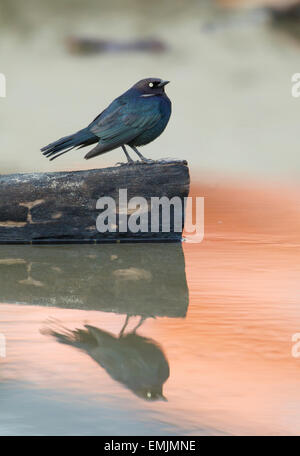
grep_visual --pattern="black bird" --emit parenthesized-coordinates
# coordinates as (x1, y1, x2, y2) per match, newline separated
(41, 78, 171, 163)
(43, 322, 170, 401)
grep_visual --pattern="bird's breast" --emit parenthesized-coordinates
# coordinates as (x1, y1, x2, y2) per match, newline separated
(130, 96, 171, 147)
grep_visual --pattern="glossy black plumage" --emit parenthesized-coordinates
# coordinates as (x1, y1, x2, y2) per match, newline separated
(41, 78, 172, 163)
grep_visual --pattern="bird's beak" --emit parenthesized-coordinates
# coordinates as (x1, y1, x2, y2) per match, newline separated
(158, 80, 170, 88)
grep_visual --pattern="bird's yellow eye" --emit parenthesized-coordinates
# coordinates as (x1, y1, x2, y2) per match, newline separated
(149, 82, 154, 88)
(147, 392, 152, 398)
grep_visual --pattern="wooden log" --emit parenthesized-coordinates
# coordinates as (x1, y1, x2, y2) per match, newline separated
(0, 160, 190, 244)
(0, 243, 188, 318)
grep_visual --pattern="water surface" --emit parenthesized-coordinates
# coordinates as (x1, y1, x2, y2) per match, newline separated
(1, 179, 299, 435)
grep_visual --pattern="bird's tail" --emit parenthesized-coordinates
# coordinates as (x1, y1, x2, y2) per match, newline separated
(41, 322, 99, 350)
(41, 128, 98, 161)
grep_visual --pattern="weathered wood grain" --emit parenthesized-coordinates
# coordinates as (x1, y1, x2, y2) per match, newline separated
(0, 160, 190, 243)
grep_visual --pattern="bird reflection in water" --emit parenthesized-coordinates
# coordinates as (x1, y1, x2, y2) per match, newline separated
(43, 316, 169, 402)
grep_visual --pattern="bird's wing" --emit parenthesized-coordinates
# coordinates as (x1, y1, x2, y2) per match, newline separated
(88, 97, 162, 145)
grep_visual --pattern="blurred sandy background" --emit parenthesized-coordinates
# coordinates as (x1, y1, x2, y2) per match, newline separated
(0, 0, 300, 183)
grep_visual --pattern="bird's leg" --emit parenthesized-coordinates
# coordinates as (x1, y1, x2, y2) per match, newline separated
(131, 316, 146, 334)
(122, 145, 134, 164)
(116, 146, 135, 166)
(119, 314, 130, 337)
(130, 146, 155, 163)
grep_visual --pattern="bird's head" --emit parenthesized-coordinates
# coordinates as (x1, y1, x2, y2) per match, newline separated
(133, 78, 170, 96)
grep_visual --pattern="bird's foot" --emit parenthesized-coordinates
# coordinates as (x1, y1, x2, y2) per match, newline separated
(115, 161, 136, 166)
(115, 158, 184, 166)
(117, 159, 155, 165)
